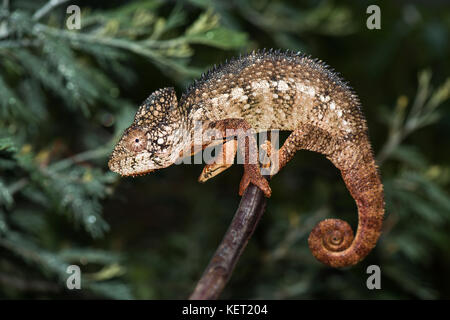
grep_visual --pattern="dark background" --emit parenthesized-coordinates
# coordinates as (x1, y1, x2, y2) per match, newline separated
(0, 0, 449, 299)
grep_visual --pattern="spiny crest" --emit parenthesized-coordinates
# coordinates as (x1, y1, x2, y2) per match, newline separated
(181, 48, 364, 119)
(182, 48, 354, 98)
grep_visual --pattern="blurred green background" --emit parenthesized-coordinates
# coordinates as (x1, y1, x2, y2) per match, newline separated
(0, 0, 449, 299)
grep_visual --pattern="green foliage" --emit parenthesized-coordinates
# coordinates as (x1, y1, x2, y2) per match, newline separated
(0, 0, 247, 299)
(1, 0, 450, 299)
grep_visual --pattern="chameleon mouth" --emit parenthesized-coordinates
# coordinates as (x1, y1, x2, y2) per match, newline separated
(108, 152, 161, 177)
(129, 169, 155, 177)
(108, 158, 155, 177)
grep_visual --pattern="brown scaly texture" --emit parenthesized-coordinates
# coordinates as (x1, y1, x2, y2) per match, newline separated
(109, 49, 385, 268)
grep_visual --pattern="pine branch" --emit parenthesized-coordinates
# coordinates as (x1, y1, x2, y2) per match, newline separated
(34, 23, 203, 78)
(377, 71, 450, 164)
(189, 184, 267, 300)
(0, 39, 41, 48)
(32, 0, 70, 21)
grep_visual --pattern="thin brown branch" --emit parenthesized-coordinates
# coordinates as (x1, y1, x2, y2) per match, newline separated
(189, 183, 267, 300)
(32, 0, 70, 21)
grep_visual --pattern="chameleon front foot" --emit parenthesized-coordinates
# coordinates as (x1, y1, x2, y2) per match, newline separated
(239, 165, 271, 198)
(198, 139, 238, 182)
(199, 163, 233, 182)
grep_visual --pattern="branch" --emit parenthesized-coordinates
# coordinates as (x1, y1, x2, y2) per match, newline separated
(34, 23, 201, 78)
(32, 0, 70, 21)
(189, 183, 267, 300)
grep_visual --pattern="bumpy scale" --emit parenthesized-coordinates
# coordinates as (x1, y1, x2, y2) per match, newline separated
(109, 49, 385, 268)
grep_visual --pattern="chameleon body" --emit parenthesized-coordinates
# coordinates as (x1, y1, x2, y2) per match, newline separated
(109, 49, 385, 268)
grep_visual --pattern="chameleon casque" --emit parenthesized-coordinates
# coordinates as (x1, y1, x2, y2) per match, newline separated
(108, 49, 385, 268)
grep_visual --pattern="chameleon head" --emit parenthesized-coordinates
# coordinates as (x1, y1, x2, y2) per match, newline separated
(108, 87, 185, 176)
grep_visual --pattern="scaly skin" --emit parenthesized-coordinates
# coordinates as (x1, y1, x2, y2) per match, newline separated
(108, 49, 385, 268)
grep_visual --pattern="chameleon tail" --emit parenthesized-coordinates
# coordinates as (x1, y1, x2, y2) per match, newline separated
(308, 141, 385, 268)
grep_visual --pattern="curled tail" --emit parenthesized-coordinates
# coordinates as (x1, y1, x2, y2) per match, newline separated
(308, 141, 385, 267)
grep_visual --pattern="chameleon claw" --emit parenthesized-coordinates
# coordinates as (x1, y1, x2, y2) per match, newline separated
(260, 140, 280, 177)
(198, 139, 238, 182)
(239, 167, 272, 198)
(199, 163, 232, 182)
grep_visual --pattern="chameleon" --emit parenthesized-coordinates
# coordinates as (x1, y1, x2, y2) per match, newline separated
(108, 49, 385, 268)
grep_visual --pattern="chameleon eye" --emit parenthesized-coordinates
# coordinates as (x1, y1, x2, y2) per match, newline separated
(126, 129, 146, 152)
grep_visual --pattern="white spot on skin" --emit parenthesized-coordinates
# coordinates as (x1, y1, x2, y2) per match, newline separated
(330, 101, 336, 110)
(277, 80, 289, 91)
(320, 95, 330, 102)
(218, 93, 230, 107)
(273, 94, 278, 99)
(295, 82, 316, 97)
(135, 153, 146, 163)
(230, 87, 245, 100)
(295, 83, 304, 91)
(157, 138, 164, 145)
(251, 80, 270, 91)
(337, 110, 343, 117)
(191, 108, 204, 121)
(210, 97, 219, 108)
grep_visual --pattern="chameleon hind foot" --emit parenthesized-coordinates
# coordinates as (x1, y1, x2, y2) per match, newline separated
(239, 164, 271, 198)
